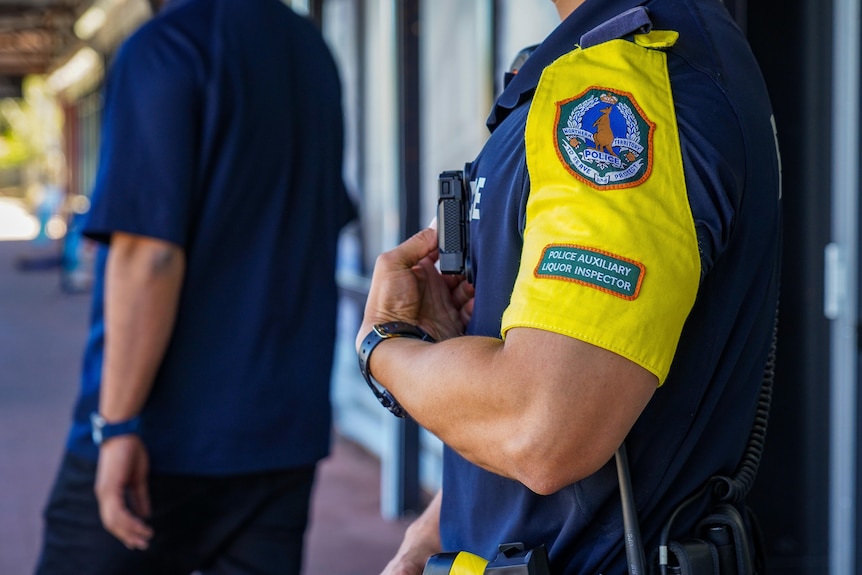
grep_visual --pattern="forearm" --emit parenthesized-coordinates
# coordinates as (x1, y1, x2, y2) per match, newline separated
(368, 336, 515, 471)
(100, 233, 185, 421)
(381, 490, 443, 575)
(368, 332, 575, 490)
(366, 327, 656, 494)
(404, 489, 442, 552)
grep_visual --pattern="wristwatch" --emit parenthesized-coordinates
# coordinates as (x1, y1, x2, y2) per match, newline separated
(90, 412, 142, 445)
(357, 322, 435, 418)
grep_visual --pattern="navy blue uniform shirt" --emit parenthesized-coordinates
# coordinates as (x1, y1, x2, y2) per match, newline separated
(440, 0, 781, 573)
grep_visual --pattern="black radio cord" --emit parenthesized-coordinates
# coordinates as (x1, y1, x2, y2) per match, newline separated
(657, 300, 779, 575)
(616, 443, 648, 575)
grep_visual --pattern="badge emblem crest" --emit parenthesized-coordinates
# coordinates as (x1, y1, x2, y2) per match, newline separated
(556, 87, 654, 189)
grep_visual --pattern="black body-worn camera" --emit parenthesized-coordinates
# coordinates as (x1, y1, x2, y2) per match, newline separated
(437, 168, 473, 282)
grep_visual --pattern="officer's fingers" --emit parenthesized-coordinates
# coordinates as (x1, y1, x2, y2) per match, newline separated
(452, 279, 475, 309)
(379, 555, 426, 575)
(459, 297, 475, 327)
(377, 228, 438, 273)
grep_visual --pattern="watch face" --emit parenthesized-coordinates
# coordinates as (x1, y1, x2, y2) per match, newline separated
(374, 322, 430, 340)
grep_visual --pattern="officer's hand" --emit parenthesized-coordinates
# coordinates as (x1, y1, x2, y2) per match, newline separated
(94, 434, 153, 549)
(379, 496, 442, 575)
(380, 549, 431, 575)
(359, 227, 472, 346)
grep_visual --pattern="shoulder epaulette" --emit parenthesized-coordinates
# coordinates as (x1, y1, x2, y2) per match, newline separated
(579, 6, 652, 49)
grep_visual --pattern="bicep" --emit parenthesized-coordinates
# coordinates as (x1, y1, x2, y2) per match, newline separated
(494, 327, 657, 493)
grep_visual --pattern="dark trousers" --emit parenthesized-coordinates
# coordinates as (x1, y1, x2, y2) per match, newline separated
(34, 452, 317, 575)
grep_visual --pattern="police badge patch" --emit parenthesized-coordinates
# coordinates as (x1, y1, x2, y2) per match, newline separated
(555, 87, 654, 189)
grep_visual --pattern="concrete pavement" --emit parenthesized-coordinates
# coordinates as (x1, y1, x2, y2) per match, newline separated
(0, 237, 412, 575)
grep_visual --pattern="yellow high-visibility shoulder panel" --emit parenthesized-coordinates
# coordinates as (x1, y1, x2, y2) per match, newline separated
(501, 31, 698, 384)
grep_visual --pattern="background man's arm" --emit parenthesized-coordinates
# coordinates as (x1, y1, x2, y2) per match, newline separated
(95, 232, 185, 549)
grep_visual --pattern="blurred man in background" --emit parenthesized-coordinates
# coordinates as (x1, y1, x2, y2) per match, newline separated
(35, 0, 355, 573)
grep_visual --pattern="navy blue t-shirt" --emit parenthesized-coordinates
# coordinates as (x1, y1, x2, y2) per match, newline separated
(67, 0, 355, 474)
(440, 0, 781, 573)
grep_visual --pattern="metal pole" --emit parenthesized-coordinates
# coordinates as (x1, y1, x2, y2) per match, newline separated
(827, 0, 860, 572)
(395, 0, 422, 515)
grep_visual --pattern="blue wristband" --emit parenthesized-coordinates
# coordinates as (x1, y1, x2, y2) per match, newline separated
(90, 412, 142, 445)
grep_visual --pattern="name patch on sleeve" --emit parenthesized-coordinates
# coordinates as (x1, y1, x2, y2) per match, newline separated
(534, 244, 645, 299)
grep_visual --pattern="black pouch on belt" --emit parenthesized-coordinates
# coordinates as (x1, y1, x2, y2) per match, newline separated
(663, 503, 756, 575)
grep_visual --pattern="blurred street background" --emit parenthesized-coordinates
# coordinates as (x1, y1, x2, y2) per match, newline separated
(0, 202, 411, 574)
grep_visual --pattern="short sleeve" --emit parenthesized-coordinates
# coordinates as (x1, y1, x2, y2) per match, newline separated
(501, 33, 700, 383)
(83, 23, 202, 247)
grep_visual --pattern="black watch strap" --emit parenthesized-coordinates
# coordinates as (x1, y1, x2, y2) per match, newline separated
(357, 322, 435, 418)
